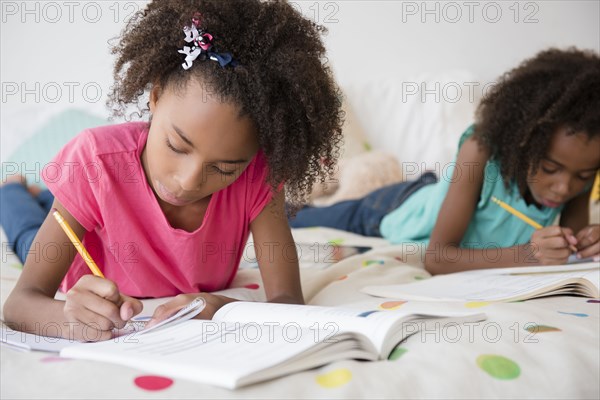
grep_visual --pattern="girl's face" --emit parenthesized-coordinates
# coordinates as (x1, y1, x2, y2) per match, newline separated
(142, 80, 259, 207)
(527, 127, 600, 208)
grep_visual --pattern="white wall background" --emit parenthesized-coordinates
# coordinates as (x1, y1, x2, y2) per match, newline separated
(1, 0, 599, 160)
(326, 0, 599, 85)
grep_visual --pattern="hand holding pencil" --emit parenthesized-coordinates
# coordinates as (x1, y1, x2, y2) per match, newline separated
(574, 224, 600, 262)
(491, 197, 579, 265)
(529, 226, 580, 265)
(51, 207, 143, 341)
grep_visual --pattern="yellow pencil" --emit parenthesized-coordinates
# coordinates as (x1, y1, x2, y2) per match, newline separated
(491, 196, 577, 252)
(51, 208, 105, 278)
(491, 196, 543, 229)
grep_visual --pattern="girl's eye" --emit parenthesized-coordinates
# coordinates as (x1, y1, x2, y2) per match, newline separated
(166, 138, 186, 154)
(577, 174, 595, 181)
(212, 166, 236, 176)
(541, 166, 557, 174)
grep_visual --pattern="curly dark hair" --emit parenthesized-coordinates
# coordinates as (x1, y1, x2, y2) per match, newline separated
(473, 47, 600, 193)
(108, 0, 343, 209)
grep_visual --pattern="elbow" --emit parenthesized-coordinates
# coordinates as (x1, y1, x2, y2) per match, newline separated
(423, 253, 447, 276)
(3, 287, 36, 327)
(268, 293, 305, 305)
(283, 295, 305, 305)
(424, 240, 460, 276)
(3, 291, 21, 327)
(424, 255, 440, 275)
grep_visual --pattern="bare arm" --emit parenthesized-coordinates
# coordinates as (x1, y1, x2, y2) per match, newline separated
(250, 189, 304, 304)
(3, 199, 141, 341)
(425, 137, 538, 274)
(4, 199, 82, 334)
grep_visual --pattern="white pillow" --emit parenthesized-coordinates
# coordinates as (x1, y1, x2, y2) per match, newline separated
(342, 71, 479, 178)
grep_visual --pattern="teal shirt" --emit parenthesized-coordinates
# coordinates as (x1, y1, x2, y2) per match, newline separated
(379, 126, 564, 248)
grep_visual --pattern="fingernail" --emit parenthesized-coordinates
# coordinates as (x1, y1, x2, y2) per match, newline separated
(122, 307, 133, 321)
(576, 253, 582, 259)
(568, 235, 576, 243)
(594, 256, 600, 262)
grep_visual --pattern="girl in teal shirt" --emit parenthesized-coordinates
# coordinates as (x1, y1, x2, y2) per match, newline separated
(291, 48, 600, 274)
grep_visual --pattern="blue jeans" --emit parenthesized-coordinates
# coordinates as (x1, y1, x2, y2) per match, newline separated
(0, 183, 55, 263)
(290, 172, 438, 237)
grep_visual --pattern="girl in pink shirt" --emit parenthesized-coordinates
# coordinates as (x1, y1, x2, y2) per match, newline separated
(1, 0, 343, 342)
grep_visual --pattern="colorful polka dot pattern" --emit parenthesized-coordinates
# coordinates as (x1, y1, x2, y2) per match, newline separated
(316, 368, 352, 388)
(244, 283, 260, 290)
(19, 232, 600, 394)
(40, 356, 71, 362)
(357, 310, 379, 317)
(379, 301, 406, 310)
(558, 311, 588, 317)
(362, 259, 384, 267)
(524, 324, 561, 333)
(388, 347, 408, 361)
(476, 355, 521, 380)
(465, 301, 491, 308)
(134, 375, 174, 391)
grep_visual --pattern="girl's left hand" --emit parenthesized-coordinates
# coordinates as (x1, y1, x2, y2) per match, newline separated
(575, 224, 600, 260)
(145, 293, 235, 328)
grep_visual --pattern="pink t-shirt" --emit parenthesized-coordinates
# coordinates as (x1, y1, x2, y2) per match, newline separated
(42, 122, 273, 298)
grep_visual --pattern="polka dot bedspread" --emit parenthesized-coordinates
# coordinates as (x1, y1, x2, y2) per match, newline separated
(2, 227, 598, 398)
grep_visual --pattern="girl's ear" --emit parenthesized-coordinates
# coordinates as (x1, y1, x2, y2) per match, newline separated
(149, 84, 163, 113)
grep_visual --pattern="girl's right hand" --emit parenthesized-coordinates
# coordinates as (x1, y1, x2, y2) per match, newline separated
(530, 226, 578, 265)
(63, 275, 143, 342)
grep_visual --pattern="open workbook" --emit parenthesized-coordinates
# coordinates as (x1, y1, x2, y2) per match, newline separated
(58, 301, 485, 389)
(1, 297, 206, 352)
(361, 262, 600, 302)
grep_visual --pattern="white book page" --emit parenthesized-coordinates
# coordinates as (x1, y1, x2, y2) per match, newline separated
(136, 297, 205, 335)
(362, 269, 600, 301)
(218, 301, 400, 331)
(467, 262, 599, 276)
(1, 298, 205, 352)
(61, 319, 351, 389)
(213, 302, 482, 354)
(1, 325, 78, 352)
